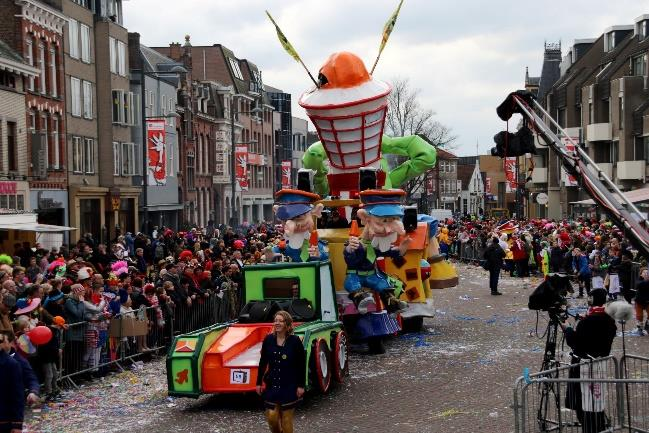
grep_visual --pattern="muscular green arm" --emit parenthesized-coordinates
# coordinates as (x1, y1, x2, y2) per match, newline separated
(302, 141, 329, 196)
(302, 135, 437, 194)
(381, 135, 437, 188)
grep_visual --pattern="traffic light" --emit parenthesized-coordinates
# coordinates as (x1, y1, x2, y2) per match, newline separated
(491, 125, 537, 158)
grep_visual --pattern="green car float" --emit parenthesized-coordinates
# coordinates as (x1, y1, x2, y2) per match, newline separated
(166, 260, 348, 398)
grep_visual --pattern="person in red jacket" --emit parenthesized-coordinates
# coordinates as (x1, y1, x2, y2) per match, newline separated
(511, 235, 528, 278)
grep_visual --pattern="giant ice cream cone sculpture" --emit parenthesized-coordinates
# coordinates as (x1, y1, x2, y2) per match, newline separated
(299, 52, 391, 197)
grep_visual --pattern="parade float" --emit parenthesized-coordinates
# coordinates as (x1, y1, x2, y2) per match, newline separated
(166, 0, 458, 397)
(295, 30, 458, 348)
(167, 260, 347, 397)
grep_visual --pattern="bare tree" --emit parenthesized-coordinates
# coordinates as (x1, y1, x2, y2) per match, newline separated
(385, 77, 456, 148)
(384, 77, 456, 208)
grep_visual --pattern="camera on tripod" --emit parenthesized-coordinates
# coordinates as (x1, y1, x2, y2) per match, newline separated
(528, 273, 572, 316)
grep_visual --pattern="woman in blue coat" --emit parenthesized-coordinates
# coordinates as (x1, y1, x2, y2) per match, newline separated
(256, 311, 305, 433)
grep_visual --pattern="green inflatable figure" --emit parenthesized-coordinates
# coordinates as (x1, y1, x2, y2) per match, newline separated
(302, 134, 437, 197)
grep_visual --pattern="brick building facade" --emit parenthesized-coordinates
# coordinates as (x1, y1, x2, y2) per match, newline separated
(0, 0, 69, 227)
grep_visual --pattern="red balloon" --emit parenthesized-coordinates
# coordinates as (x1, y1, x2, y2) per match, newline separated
(28, 326, 52, 345)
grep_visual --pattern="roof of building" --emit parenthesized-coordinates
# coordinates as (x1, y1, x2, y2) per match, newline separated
(537, 55, 562, 100)
(0, 39, 39, 77)
(436, 147, 458, 160)
(527, 76, 541, 86)
(457, 164, 475, 190)
(550, 35, 603, 93)
(0, 40, 23, 64)
(141, 45, 176, 69)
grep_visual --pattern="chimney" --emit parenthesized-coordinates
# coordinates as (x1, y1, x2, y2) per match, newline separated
(128, 32, 142, 70)
(168, 42, 182, 61)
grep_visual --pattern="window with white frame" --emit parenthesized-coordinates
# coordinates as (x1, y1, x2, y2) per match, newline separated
(49, 47, 57, 97)
(83, 80, 92, 119)
(631, 54, 646, 77)
(84, 138, 94, 173)
(187, 154, 195, 189)
(112, 89, 124, 123)
(117, 40, 126, 76)
(25, 38, 34, 90)
(168, 138, 175, 176)
(161, 94, 167, 117)
(72, 136, 83, 173)
(68, 19, 79, 59)
(121, 91, 137, 125)
(167, 98, 174, 126)
(28, 110, 36, 133)
(38, 42, 46, 94)
(80, 23, 90, 62)
(197, 134, 203, 174)
(109, 37, 117, 74)
(112, 90, 138, 125)
(71, 77, 81, 116)
(41, 115, 49, 168)
(122, 142, 132, 175)
(149, 91, 155, 116)
(113, 141, 120, 175)
(229, 58, 243, 80)
(52, 116, 60, 168)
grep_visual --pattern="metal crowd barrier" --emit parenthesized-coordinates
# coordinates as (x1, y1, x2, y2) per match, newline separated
(454, 241, 486, 263)
(54, 294, 233, 387)
(172, 292, 232, 335)
(513, 355, 649, 433)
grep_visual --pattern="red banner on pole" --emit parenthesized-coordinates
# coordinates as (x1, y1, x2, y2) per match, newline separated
(147, 119, 166, 186)
(561, 136, 579, 186)
(485, 177, 491, 194)
(235, 145, 249, 191)
(281, 160, 291, 188)
(504, 157, 516, 193)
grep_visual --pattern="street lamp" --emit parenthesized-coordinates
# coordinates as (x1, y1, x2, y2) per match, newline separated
(229, 99, 263, 227)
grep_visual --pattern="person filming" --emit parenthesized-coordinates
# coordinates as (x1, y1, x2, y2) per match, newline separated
(560, 288, 617, 433)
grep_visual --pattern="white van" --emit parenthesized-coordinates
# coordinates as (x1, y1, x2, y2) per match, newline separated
(429, 208, 453, 222)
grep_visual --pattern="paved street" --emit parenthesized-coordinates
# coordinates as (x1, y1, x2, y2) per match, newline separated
(26, 262, 649, 433)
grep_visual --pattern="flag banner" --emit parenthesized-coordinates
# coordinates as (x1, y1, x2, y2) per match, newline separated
(235, 145, 249, 191)
(266, 11, 301, 62)
(147, 119, 166, 186)
(281, 160, 291, 187)
(379, 0, 404, 54)
(561, 136, 579, 187)
(485, 177, 492, 194)
(504, 157, 516, 193)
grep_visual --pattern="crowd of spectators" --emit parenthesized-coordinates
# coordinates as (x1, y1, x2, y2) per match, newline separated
(0, 220, 290, 417)
(437, 215, 649, 334)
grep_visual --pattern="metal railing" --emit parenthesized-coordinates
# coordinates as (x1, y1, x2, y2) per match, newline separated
(513, 355, 649, 432)
(452, 240, 487, 263)
(55, 294, 233, 387)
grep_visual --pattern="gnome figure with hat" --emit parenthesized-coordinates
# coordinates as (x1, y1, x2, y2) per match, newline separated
(344, 189, 410, 314)
(273, 180, 329, 263)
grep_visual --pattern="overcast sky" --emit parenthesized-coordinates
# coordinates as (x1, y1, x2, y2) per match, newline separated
(124, 0, 648, 156)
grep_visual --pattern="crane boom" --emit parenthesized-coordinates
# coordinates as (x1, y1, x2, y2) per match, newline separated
(497, 91, 649, 259)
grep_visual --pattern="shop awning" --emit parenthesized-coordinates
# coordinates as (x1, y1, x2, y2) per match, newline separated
(570, 187, 649, 206)
(0, 222, 76, 232)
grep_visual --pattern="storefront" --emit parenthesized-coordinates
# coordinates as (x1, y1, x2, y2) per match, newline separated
(0, 211, 75, 253)
(68, 186, 109, 244)
(29, 190, 69, 243)
(0, 181, 29, 212)
(104, 187, 140, 240)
